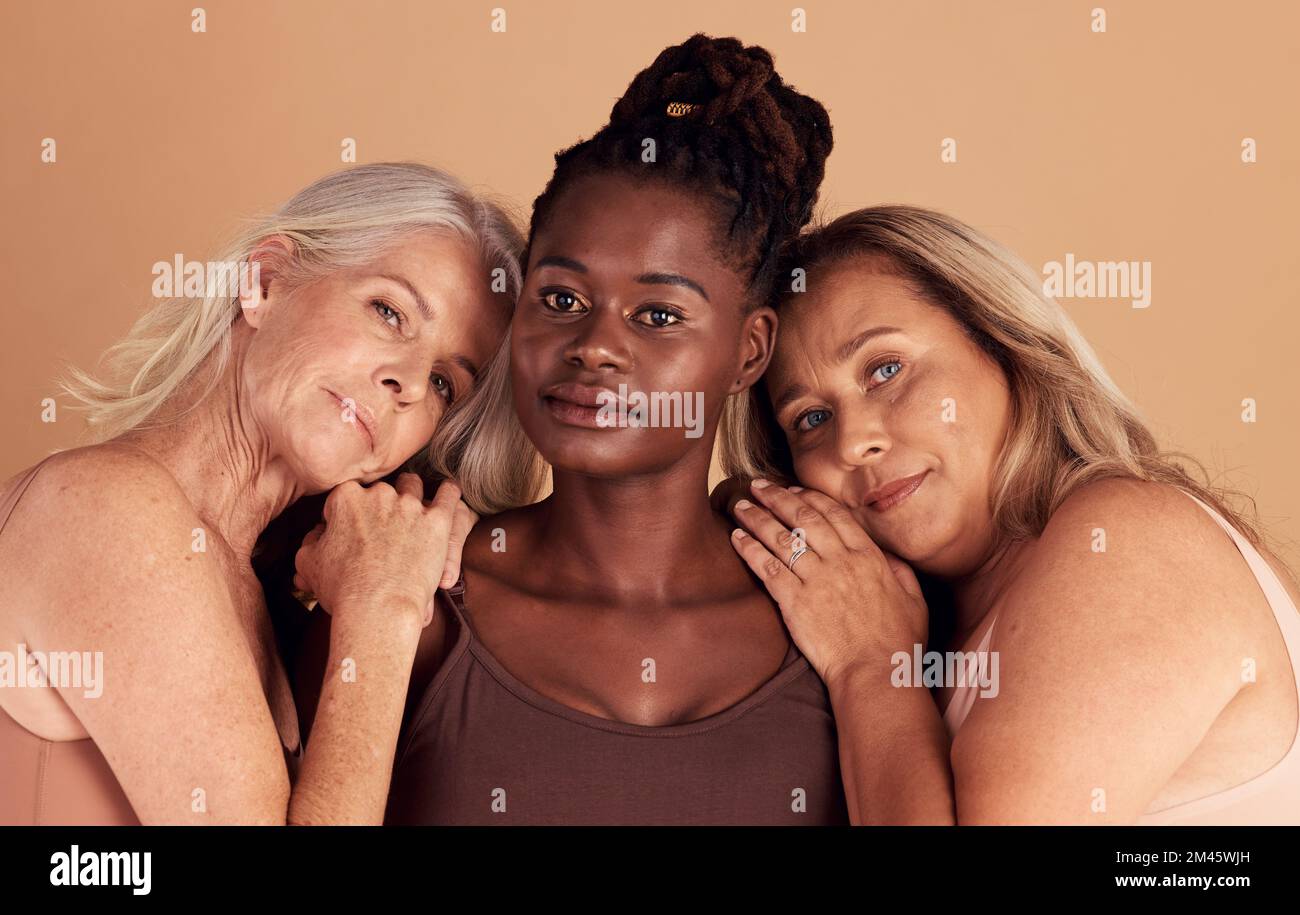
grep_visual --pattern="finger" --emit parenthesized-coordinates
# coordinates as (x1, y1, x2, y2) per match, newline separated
(732, 498, 823, 581)
(439, 501, 478, 589)
(322, 480, 361, 524)
(394, 472, 425, 501)
(294, 543, 317, 596)
(747, 479, 844, 556)
(729, 528, 802, 609)
(794, 488, 880, 554)
(882, 551, 925, 603)
(301, 523, 324, 549)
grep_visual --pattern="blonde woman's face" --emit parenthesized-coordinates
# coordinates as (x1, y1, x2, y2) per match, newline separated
(241, 228, 509, 492)
(765, 257, 1012, 577)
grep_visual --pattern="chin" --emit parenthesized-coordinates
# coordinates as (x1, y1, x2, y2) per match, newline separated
(290, 438, 365, 493)
(532, 429, 683, 479)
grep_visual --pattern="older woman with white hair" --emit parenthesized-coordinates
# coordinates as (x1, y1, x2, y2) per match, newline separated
(723, 205, 1300, 825)
(0, 162, 525, 825)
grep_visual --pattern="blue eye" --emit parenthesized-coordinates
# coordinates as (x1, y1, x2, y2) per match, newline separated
(795, 408, 831, 433)
(373, 299, 402, 327)
(430, 372, 455, 404)
(871, 360, 902, 384)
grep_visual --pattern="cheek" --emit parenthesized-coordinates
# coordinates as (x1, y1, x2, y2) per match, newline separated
(791, 446, 848, 501)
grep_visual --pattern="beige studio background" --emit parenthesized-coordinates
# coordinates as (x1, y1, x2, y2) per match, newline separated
(2, 0, 1297, 566)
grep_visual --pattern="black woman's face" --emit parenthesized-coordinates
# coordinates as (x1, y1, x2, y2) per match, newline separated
(511, 172, 767, 478)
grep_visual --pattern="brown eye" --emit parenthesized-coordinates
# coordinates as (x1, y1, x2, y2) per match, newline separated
(634, 307, 681, 327)
(541, 289, 586, 313)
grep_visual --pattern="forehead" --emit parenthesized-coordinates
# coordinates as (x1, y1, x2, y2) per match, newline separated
(370, 228, 509, 355)
(778, 257, 942, 364)
(531, 173, 744, 294)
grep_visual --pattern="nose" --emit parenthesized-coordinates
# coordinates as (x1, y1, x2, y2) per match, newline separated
(562, 305, 631, 373)
(376, 355, 430, 409)
(834, 400, 890, 467)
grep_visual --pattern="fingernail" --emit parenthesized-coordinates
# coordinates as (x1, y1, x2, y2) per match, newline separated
(732, 528, 747, 539)
(735, 499, 753, 510)
(788, 485, 804, 493)
(751, 479, 771, 489)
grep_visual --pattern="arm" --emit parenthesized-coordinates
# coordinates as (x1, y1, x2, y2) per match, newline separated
(23, 457, 294, 824)
(951, 480, 1249, 824)
(21, 457, 469, 825)
(727, 480, 954, 823)
(729, 478, 1248, 824)
(827, 656, 955, 824)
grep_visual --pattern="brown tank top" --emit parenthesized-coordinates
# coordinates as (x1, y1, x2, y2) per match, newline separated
(0, 455, 302, 825)
(386, 576, 851, 825)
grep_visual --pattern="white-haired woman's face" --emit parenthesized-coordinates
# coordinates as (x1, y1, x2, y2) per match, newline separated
(764, 257, 1012, 577)
(240, 228, 509, 492)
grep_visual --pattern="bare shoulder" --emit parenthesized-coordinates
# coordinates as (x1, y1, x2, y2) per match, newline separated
(997, 476, 1257, 662)
(953, 476, 1276, 822)
(462, 502, 541, 583)
(3, 442, 224, 632)
(9, 442, 199, 531)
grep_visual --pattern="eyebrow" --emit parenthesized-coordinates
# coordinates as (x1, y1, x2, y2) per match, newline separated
(452, 354, 480, 379)
(770, 325, 906, 414)
(378, 273, 433, 321)
(534, 256, 710, 302)
(835, 325, 904, 363)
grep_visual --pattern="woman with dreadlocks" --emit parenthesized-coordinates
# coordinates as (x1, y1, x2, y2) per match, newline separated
(379, 34, 844, 824)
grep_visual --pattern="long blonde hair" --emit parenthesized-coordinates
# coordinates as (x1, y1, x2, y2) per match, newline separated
(424, 327, 549, 516)
(63, 162, 526, 455)
(723, 204, 1269, 550)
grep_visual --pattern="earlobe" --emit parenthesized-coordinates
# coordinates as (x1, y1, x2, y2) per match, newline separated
(239, 271, 267, 328)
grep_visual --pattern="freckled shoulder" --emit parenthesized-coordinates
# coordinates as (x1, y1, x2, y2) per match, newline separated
(1, 444, 223, 632)
(8, 444, 202, 543)
(996, 476, 1256, 660)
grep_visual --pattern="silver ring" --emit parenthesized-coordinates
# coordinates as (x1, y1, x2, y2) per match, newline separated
(788, 546, 809, 569)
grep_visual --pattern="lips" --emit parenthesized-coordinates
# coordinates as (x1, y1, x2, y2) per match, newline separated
(327, 389, 377, 451)
(540, 381, 623, 430)
(863, 470, 928, 512)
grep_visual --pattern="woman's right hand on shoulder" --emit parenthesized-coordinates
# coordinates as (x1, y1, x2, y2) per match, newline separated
(293, 472, 477, 631)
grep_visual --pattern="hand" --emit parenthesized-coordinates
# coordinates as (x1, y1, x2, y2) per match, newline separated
(727, 480, 928, 688)
(293, 473, 478, 629)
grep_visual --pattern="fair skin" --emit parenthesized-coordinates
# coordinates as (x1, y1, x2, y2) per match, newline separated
(0, 227, 508, 824)
(730, 253, 1300, 824)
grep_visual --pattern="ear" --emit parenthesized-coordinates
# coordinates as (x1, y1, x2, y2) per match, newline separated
(728, 305, 778, 395)
(238, 234, 295, 330)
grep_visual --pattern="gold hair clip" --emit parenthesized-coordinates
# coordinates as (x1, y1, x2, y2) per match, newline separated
(666, 101, 699, 117)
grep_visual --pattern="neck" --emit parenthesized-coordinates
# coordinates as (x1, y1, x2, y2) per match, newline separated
(533, 445, 731, 605)
(946, 537, 1030, 646)
(117, 327, 305, 559)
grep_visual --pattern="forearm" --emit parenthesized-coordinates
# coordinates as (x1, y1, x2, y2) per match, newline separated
(827, 660, 956, 825)
(288, 606, 422, 825)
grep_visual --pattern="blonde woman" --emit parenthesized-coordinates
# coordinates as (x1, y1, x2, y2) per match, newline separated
(723, 206, 1300, 824)
(0, 163, 524, 825)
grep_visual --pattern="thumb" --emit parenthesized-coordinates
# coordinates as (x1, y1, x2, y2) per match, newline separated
(439, 502, 479, 589)
(882, 551, 924, 603)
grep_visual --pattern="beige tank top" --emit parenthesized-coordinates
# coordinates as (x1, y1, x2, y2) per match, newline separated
(0, 455, 302, 825)
(943, 489, 1300, 825)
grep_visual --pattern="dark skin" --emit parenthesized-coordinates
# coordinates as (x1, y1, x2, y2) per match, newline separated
(407, 172, 789, 726)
